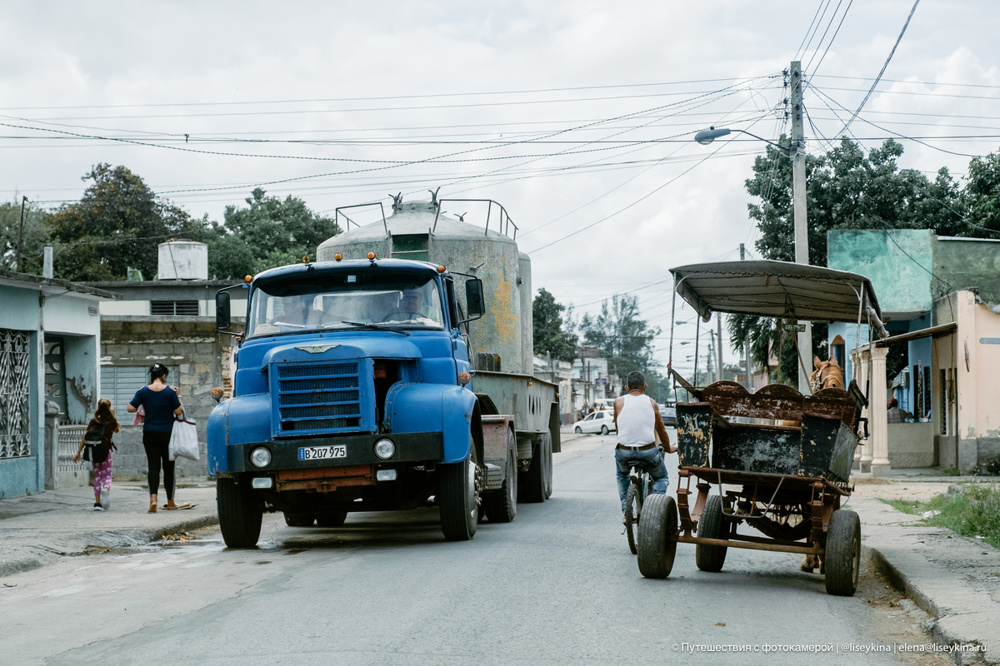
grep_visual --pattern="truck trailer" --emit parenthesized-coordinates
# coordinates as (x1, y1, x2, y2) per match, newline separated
(208, 193, 560, 547)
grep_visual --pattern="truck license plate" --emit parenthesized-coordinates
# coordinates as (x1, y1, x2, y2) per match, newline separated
(297, 444, 347, 461)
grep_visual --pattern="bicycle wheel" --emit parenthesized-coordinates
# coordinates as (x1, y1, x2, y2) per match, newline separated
(625, 481, 640, 554)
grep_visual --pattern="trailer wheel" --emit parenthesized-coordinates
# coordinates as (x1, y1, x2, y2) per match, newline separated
(316, 510, 348, 528)
(283, 512, 315, 527)
(218, 477, 263, 548)
(439, 438, 479, 541)
(637, 494, 678, 579)
(824, 510, 861, 596)
(484, 429, 518, 523)
(520, 431, 552, 503)
(695, 495, 728, 572)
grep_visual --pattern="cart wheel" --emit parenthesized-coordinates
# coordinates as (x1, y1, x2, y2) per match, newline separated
(637, 494, 677, 579)
(824, 509, 861, 596)
(695, 495, 728, 572)
(625, 482, 640, 555)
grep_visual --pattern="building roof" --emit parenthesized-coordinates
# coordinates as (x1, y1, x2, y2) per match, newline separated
(0, 268, 120, 300)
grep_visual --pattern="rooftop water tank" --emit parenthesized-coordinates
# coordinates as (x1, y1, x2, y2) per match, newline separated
(158, 240, 208, 280)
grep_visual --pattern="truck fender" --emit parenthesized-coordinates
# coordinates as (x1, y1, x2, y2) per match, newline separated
(385, 383, 479, 464)
(207, 398, 232, 475)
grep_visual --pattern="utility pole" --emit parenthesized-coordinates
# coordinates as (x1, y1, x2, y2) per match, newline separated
(15, 196, 27, 272)
(791, 61, 813, 395)
(740, 243, 752, 390)
(716, 315, 724, 383)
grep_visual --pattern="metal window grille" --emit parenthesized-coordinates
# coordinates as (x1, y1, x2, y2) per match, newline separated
(0, 329, 31, 459)
(101, 364, 179, 417)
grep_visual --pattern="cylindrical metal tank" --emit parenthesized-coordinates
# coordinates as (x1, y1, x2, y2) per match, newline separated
(317, 197, 529, 374)
(158, 240, 208, 280)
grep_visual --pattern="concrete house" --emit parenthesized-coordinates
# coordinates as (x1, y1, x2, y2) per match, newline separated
(828, 229, 1000, 474)
(0, 269, 116, 498)
(83, 241, 244, 478)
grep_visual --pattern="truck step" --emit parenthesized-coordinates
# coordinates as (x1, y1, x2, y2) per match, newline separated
(484, 463, 504, 491)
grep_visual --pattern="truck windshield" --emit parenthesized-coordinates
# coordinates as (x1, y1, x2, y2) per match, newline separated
(246, 272, 446, 339)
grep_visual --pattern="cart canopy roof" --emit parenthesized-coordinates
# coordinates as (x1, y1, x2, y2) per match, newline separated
(671, 260, 883, 324)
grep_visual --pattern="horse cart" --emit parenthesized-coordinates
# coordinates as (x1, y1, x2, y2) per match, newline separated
(637, 260, 886, 596)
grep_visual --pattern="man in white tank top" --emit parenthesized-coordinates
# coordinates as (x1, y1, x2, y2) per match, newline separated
(612, 371, 677, 520)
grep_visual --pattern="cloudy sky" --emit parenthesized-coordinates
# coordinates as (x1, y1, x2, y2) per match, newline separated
(2, 1, 998, 374)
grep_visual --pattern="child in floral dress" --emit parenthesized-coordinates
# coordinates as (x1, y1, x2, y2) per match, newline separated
(73, 399, 120, 511)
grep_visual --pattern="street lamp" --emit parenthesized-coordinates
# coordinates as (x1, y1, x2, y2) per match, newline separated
(692, 61, 811, 395)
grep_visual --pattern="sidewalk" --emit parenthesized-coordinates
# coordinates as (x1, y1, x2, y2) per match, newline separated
(0, 479, 218, 578)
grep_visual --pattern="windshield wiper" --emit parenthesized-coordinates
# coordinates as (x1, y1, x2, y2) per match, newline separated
(338, 321, 410, 336)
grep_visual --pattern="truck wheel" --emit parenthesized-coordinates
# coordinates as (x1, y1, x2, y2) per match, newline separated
(217, 477, 262, 548)
(483, 429, 517, 523)
(824, 510, 861, 596)
(439, 440, 479, 541)
(316, 510, 348, 528)
(284, 512, 315, 527)
(637, 494, 678, 579)
(519, 431, 552, 503)
(695, 495, 728, 572)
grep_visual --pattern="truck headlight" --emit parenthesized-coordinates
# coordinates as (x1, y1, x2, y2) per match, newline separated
(250, 447, 272, 468)
(374, 438, 396, 460)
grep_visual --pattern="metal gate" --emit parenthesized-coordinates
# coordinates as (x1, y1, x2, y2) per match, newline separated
(0, 329, 31, 459)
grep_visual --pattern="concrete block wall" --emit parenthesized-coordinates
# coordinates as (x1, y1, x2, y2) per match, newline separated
(101, 318, 231, 479)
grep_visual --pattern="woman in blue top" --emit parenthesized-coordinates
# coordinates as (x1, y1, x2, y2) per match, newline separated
(127, 363, 184, 513)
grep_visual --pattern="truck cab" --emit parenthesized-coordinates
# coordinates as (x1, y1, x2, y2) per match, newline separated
(210, 257, 487, 546)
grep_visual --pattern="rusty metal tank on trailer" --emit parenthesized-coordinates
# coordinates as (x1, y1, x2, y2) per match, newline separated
(316, 192, 560, 466)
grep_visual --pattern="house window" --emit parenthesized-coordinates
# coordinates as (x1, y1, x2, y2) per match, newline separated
(0, 329, 31, 459)
(101, 365, 179, 418)
(151, 300, 199, 316)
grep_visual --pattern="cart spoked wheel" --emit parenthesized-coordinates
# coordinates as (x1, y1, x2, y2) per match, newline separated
(824, 509, 861, 596)
(637, 494, 677, 579)
(695, 495, 729, 572)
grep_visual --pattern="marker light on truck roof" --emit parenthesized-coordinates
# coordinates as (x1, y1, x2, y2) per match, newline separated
(245, 275, 252, 283)
(334, 253, 343, 261)
(458, 372, 471, 385)
(367, 252, 376, 260)
(437, 265, 446, 273)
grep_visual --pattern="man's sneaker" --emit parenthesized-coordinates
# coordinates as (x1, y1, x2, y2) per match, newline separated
(92, 503, 103, 511)
(100, 488, 109, 510)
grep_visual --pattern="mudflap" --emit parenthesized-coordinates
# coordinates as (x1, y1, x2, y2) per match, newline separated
(481, 414, 515, 490)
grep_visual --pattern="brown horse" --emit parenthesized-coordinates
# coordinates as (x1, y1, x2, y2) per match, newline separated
(809, 355, 844, 392)
(801, 355, 845, 574)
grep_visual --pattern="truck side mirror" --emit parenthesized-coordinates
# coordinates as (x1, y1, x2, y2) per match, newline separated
(216, 291, 231, 331)
(464, 278, 486, 322)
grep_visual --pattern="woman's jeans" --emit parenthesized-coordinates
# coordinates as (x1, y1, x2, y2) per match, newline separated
(615, 446, 669, 513)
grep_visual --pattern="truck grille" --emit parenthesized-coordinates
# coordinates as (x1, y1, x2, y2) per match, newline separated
(275, 362, 363, 434)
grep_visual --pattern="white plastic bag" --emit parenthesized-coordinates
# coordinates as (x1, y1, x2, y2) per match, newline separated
(169, 414, 200, 461)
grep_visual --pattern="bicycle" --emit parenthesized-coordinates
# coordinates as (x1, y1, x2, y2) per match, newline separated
(624, 464, 653, 554)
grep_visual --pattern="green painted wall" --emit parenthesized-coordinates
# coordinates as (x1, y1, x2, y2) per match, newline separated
(933, 238, 1000, 307)
(828, 229, 933, 314)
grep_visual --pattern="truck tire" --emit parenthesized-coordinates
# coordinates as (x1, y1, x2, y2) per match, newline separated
(695, 495, 728, 572)
(483, 429, 517, 523)
(824, 510, 861, 597)
(284, 512, 315, 527)
(519, 431, 552, 503)
(439, 440, 479, 541)
(316, 510, 348, 528)
(217, 477, 263, 548)
(637, 494, 678, 579)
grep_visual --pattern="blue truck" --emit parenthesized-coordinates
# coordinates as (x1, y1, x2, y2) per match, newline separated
(209, 194, 560, 547)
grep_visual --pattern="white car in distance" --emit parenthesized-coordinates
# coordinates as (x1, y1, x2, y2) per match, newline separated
(573, 410, 617, 435)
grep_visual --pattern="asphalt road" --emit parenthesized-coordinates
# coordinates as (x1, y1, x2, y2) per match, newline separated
(1, 433, 944, 665)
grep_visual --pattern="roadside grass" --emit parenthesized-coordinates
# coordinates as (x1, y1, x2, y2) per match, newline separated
(882, 484, 1000, 549)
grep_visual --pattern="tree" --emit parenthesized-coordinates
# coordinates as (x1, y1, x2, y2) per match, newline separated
(532, 288, 577, 362)
(578, 294, 659, 382)
(0, 199, 51, 274)
(205, 188, 341, 278)
(963, 151, 1000, 235)
(47, 164, 195, 281)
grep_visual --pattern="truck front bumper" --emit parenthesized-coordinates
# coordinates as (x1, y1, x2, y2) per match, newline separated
(223, 432, 444, 474)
